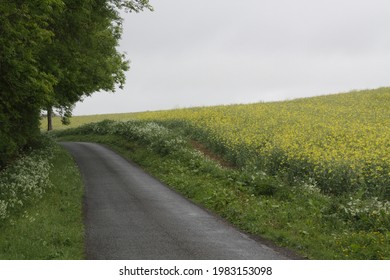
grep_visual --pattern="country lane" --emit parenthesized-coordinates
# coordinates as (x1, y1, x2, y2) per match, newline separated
(60, 142, 289, 260)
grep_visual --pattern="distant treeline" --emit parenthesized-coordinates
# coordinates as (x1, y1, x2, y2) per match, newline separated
(0, 0, 151, 168)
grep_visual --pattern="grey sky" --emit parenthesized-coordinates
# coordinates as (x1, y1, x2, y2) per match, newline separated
(73, 0, 390, 115)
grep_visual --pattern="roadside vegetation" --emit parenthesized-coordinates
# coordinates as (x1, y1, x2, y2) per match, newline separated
(0, 136, 84, 259)
(54, 89, 390, 261)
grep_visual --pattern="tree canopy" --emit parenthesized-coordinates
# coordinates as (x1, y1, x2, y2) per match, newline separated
(0, 0, 151, 167)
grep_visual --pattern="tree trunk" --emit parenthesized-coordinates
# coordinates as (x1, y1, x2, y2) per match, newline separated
(47, 107, 53, 131)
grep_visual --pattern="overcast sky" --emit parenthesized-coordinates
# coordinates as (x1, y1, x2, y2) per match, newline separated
(73, 0, 390, 115)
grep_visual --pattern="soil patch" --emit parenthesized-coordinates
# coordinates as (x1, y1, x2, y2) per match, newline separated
(190, 140, 236, 169)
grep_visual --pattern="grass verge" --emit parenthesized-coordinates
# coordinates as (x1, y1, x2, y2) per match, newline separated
(0, 144, 84, 259)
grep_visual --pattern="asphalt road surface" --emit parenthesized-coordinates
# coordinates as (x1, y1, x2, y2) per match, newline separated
(60, 142, 289, 260)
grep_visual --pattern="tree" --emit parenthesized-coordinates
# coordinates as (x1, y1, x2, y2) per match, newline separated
(0, 0, 60, 167)
(43, 0, 152, 130)
(0, 0, 152, 167)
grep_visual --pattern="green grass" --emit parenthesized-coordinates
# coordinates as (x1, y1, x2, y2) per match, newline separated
(54, 121, 390, 259)
(0, 144, 84, 259)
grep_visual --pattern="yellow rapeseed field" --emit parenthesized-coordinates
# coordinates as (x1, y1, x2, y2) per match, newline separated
(133, 88, 390, 197)
(48, 88, 390, 197)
